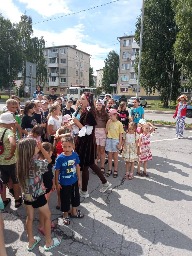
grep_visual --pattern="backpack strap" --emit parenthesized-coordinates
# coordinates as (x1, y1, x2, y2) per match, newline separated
(0, 129, 8, 143)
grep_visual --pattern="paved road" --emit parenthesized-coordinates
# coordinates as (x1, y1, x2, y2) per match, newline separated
(2, 127, 192, 255)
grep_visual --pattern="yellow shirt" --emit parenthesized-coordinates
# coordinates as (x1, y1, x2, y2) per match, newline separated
(0, 128, 16, 165)
(107, 120, 124, 139)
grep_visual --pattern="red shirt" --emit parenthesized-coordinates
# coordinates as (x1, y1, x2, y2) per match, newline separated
(56, 141, 63, 155)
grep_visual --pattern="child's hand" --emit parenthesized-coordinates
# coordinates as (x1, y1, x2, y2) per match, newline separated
(56, 184, 62, 190)
(52, 184, 56, 191)
(78, 180, 81, 187)
(137, 150, 141, 156)
(117, 143, 121, 150)
(37, 141, 43, 150)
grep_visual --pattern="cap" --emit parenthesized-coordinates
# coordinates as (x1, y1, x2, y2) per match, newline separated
(108, 108, 119, 115)
(96, 99, 105, 105)
(178, 94, 188, 101)
(0, 113, 16, 124)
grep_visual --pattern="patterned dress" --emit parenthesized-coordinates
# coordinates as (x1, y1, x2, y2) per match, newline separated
(139, 133, 152, 162)
(122, 133, 139, 162)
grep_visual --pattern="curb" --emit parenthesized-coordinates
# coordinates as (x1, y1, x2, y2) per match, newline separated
(152, 123, 192, 130)
(145, 110, 174, 114)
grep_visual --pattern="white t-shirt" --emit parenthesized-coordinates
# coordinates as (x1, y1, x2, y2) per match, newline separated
(48, 116, 62, 132)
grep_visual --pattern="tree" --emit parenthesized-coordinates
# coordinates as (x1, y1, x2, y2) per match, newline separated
(102, 50, 119, 93)
(135, 0, 181, 107)
(172, 0, 192, 87)
(89, 67, 94, 87)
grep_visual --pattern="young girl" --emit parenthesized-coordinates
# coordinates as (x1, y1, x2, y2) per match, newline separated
(21, 101, 37, 136)
(55, 136, 83, 225)
(173, 94, 188, 139)
(17, 138, 60, 251)
(27, 125, 43, 142)
(137, 122, 155, 177)
(105, 108, 124, 178)
(122, 122, 139, 180)
(47, 104, 62, 144)
(95, 99, 108, 173)
(117, 101, 129, 131)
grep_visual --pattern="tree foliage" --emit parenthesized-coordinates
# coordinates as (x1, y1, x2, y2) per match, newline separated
(102, 50, 119, 93)
(172, 0, 192, 87)
(0, 14, 47, 90)
(135, 0, 181, 106)
(89, 67, 94, 87)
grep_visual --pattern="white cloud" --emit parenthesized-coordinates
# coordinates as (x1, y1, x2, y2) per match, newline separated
(33, 25, 111, 72)
(0, 0, 22, 23)
(18, 0, 70, 17)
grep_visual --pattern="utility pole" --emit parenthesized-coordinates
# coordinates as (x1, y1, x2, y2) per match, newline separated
(136, 0, 144, 98)
(8, 54, 11, 97)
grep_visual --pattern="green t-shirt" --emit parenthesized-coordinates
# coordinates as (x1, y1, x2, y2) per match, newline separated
(0, 128, 16, 165)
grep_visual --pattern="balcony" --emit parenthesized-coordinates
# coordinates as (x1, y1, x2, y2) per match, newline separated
(130, 67, 135, 73)
(48, 63, 59, 68)
(48, 52, 58, 58)
(50, 73, 58, 77)
(129, 79, 137, 85)
(49, 81, 59, 87)
(132, 42, 139, 49)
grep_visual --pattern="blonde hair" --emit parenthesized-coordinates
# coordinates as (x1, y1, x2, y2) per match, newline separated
(17, 138, 37, 191)
(6, 99, 18, 106)
(49, 104, 59, 114)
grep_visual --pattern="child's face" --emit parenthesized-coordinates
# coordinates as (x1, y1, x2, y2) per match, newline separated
(96, 103, 102, 111)
(143, 125, 150, 133)
(7, 103, 18, 113)
(41, 103, 48, 111)
(62, 141, 74, 155)
(109, 113, 117, 121)
(128, 126, 135, 133)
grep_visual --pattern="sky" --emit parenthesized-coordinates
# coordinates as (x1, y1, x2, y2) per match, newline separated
(0, 0, 142, 73)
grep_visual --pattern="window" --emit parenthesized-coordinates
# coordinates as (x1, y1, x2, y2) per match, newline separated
(76, 71, 78, 76)
(122, 52, 131, 59)
(182, 87, 191, 93)
(131, 60, 135, 67)
(60, 48, 66, 54)
(60, 78, 66, 83)
(120, 88, 128, 92)
(50, 68, 57, 73)
(60, 68, 66, 74)
(130, 73, 135, 79)
(122, 64, 130, 70)
(80, 72, 83, 77)
(60, 58, 66, 64)
(49, 58, 56, 63)
(121, 75, 129, 82)
(51, 77, 56, 82)
(51, 48, 58, 53)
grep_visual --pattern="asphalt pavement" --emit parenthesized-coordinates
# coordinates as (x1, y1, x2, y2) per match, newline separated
(2, 127, 192, 256)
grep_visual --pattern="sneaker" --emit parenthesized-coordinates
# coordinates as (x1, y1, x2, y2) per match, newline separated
(178, 135, 183, 139)
(100, 181, 111, 193)
(80, 190, 89, 198)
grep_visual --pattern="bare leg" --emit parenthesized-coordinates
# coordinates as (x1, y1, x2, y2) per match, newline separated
(13, 183, 21, 200)
(108, 152, 113, 170)
(1, 185, 7, 201)
(113, 152, 118, 171)
(25, 205, 35, 248)
(143, 161, 147, 174)
(100, 146, 106, 169)
(125, 161, 130, 179)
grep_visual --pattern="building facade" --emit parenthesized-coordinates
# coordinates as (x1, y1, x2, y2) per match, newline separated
(44, 45, 90, 95)
(96, 69, 103, 88)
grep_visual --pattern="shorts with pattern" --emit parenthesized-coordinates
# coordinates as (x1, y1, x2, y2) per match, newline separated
(105, 138, 119, 152)
(95, 128, 106, 147)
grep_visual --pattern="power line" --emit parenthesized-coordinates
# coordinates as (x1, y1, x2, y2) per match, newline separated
(34, 0, 121, 25)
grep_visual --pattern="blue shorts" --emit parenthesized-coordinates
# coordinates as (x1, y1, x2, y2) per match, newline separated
(105, 138, 119, 152)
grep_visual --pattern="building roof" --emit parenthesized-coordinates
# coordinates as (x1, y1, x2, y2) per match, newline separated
(44, 45, 90, 56)
(118, 35, 135, 39)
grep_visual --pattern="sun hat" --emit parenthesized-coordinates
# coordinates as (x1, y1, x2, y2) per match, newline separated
(0, 113, 16, 124)
(96, 99, 105, 105)
(63, 114, 72, 123)
(177, 94, 188, 101)
(108, 108, 119, 115)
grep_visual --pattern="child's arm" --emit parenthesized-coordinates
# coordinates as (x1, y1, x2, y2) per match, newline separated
(105, 119, 111, 134)
(137, 137, 141, 155)
(55, 170, 62, 190)
(37, 141, 52, 163)
(147, 122, 156, 133)
(5, 134, 16, 160)
(76, 164, 81, 187)
(72, 117, 83, 129)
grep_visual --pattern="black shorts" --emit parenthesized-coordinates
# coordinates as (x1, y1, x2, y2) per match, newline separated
(24, 194, 47, 209)
(0, 164, 18, 184)
(60, 181, 80, 212)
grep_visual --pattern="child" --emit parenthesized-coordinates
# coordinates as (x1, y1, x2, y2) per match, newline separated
(117, 101, 129, 131)
(95, 99, 108, 173)
(130, 98, 144, 125)
(27, 125, 43, 142)
(105, 109, 124, 178)
(17, 138, 60, 251)
(122, 122, 139, 180)
(55, 136, 84, 225)
(38, 142, 56, 235)
(137, 122, 155, 177)
(173, 94, 188, 139)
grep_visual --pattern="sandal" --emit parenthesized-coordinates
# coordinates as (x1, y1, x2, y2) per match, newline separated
(15, 197, 22, 208)
(136, 172, 143, 176)
(128, 173, 134, 180)
(3, 198, 11, 208)
(106, 170, 112, 177)
(101, 168, 105, 174)
(125, 172, 129, 179)
(113, 171, 118, 178)
(27, 236, 41, 251)
(63, 217, 70, 225)
(143, 172, 149, 177)
(70, 210, 84, 218)
(44, 237, 61, 251)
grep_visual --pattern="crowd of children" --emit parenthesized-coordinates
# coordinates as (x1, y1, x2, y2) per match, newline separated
(0, 89, 188, 254)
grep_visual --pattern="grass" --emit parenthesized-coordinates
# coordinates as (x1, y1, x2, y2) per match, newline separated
(146, 100, 176, 111)
(147, 119, 192, 129)
(0, 95, 9, 100)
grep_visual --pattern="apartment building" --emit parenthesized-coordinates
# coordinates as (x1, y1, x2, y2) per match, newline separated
(96, 69, 103, 88)
(44, 45, 90, 95)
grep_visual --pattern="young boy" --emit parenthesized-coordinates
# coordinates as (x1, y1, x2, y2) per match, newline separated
(54, 136, 84, 225)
